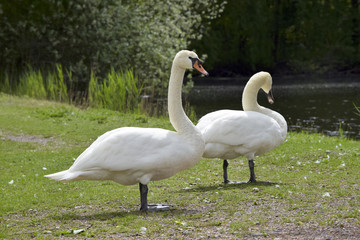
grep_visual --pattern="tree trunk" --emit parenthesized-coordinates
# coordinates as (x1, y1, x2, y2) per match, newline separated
(352, 0, 360, 51)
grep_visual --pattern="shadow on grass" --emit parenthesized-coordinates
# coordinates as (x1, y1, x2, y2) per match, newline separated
(179, 181, 280, 193)
(51, 210, 136, 221)
(50, 207, 202, 221)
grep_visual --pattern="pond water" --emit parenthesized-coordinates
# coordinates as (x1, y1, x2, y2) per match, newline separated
(188, 81, 360, 140)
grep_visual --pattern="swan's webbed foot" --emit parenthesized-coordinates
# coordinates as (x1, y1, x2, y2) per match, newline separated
(146, 204, 171, 211)
(226, 180, 247, 184)
(248, 177, 257, 183)
(248, 179, 278, 185)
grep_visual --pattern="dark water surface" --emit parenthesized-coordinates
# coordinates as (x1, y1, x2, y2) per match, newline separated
(189, 81, 360, 140)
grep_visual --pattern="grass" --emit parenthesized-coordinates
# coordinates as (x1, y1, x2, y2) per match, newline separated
(0, 93, 359, 239)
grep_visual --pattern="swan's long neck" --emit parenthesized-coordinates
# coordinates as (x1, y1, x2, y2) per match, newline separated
(242, 77, 287, 139)
(168, 65, 199, 137)
(242, 78, 263, 112)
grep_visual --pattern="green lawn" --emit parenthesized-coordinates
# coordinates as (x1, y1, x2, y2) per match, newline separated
(1, 93, 359, 239)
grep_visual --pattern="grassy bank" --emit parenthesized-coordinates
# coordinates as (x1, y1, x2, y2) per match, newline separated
(0, 94, 359, 239)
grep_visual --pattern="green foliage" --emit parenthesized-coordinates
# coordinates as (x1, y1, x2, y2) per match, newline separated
(0, 0, 225, 99)
(0, 0, 128, 80)
(192, 0, 360, 75)
(122, 0, 226, 97)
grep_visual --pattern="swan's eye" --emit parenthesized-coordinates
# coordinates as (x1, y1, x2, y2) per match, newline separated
(189, 56, 203, 68)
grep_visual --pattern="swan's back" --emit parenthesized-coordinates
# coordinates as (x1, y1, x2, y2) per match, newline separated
(197, 110, 284, 160)
(48, 127, 203, 185)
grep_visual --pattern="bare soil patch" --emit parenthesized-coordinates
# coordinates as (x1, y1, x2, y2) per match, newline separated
(1, 132, 63, 147)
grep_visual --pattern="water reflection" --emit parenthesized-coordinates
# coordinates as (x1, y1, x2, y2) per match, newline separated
(189, 82, 360, 140)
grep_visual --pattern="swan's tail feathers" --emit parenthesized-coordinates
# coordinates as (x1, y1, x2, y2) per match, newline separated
(44, 170, 77, 183)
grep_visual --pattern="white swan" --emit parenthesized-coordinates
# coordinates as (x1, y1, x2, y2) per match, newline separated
(45, 50, 208, 211)
(197, 71, 287, 183)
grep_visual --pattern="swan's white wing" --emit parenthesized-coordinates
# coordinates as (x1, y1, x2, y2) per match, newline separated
(199, 110, 283, 159)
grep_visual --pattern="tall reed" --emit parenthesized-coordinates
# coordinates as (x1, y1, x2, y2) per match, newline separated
(355, 103, 360, 117)
(18, 68, 47, 99)
(0, 73, 11, 93)
(88, 69, 143, 112)
(1, 66, 145, 113)
(45, 65, 69, 102)
(6, 65, 69, 102)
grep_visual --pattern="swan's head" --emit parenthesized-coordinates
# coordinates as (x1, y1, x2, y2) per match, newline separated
(173, 50, 209, 76)
(252, 71, 274, 104)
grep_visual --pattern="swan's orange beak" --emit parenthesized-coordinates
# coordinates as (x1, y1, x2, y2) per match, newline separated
(193, 60, 209, 76)
(267, 89, 274, 104)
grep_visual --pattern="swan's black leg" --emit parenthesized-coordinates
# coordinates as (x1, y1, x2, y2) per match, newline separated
(223, 159, 230, 184)
(248, 159, 257, 183)
(139, 183, 148, 211)
(139, 183, 171, 211)
(248, 160, 278, 184)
